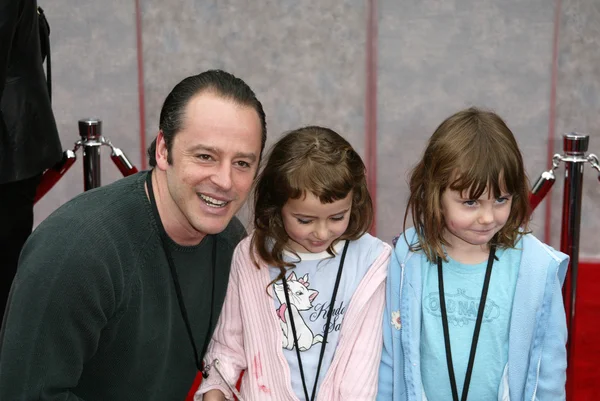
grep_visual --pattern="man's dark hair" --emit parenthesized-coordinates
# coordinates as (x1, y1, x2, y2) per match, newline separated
(147, 70, 267, 167)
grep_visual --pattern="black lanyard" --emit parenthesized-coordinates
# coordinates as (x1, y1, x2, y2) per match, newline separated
(282, 240, 349, 401)
(437, 246, 496, 401)
(145, 171, 216, 375)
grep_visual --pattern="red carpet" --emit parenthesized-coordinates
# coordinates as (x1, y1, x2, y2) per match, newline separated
(185, 261, 600, 401)
(572, 261, 600, 400)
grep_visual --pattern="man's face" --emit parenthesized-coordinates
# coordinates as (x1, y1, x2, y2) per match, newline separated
(156, 92, 262, 238)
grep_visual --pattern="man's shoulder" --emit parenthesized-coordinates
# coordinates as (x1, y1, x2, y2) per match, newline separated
(43, 172, 147, 224)
(34, 172, 151, 244)
(70, 171, 145, 205)
(22, 173, 156, 291)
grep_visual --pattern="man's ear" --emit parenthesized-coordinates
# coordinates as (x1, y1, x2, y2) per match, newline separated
(156, 130, 169, 171)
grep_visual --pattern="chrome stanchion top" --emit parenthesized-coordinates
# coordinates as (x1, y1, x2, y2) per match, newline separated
(78, 118, 102, 140)
(563, 133, 589, 155)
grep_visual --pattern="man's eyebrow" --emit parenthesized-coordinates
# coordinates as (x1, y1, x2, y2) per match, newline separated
(234, 152, 257, 162)
(187, 144, 257, 162)
(188, 144, 218, 154)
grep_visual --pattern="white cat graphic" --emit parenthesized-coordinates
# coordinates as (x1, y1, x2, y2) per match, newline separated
(274, 272, 323, 351)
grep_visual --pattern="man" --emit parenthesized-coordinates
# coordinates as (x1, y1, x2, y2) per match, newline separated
(0, 70, 267, 400)
(0, 0, 63, 317)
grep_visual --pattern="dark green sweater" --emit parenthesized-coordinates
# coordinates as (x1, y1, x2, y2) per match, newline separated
(0, 171, 246, 400)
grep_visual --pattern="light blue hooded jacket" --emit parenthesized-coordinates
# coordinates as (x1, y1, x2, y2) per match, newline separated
(377, 228, 568, 401)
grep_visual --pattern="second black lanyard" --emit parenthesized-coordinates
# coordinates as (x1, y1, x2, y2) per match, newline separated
(437, 246, 496, 401)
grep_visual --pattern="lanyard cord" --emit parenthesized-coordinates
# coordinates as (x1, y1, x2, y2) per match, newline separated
(282, 240, 349, 401)
(437, 246, 496, 401)
(146, 171, 216, 374)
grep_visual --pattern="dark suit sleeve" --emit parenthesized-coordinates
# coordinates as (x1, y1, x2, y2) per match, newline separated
(0, 0, 19, 100)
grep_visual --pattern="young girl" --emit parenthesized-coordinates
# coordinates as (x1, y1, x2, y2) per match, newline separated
(377, 108, 568, 401)
(196, 126, 391, 401)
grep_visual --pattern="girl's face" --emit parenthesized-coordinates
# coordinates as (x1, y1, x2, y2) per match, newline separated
(441, 186, 512, 256)
(281, 191, 353, 254)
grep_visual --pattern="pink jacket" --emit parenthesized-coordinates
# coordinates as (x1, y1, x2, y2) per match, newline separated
(195, 236, 391, 401)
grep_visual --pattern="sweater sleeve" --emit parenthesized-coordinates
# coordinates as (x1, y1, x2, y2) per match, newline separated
(0, 220, 118, 400)
(321, 243, 391, 401)
(195, 245, 248, 401)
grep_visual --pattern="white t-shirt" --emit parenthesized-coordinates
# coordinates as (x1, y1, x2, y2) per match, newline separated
(268, 233, 384, 400)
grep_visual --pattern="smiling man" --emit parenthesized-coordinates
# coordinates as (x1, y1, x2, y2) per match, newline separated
(0, 70, 266, 400)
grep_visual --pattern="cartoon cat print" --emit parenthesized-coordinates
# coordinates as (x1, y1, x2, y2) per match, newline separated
(274, 272, 323, 351)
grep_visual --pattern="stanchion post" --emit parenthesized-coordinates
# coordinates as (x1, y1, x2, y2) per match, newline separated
(78, 118, 103, 191)
(34, 118, 139, 204)
(560, 133, 589, 401)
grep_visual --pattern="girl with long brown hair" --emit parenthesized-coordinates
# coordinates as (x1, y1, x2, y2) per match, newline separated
(197, 126, 391, 401)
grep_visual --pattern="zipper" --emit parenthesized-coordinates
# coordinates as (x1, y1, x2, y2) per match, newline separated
(399, 262, 409, 401)
(531, 355, 542, 401)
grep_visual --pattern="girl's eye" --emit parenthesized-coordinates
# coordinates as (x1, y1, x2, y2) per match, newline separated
(330, 215, 345, 222)
(297, 218, 312, 225)
(496, 197, 510, 204)
(463, 200, 477, 207)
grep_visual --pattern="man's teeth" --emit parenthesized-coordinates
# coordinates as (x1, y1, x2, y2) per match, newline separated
(199, 194, 228, 208)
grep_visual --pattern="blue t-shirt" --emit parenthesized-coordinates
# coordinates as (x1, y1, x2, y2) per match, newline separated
(420, 246, 521, 401)
(269, 233, 384, 400)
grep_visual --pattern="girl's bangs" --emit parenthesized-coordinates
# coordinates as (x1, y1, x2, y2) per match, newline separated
(286, 161, 353, 203)
(448, 147, 519, 199)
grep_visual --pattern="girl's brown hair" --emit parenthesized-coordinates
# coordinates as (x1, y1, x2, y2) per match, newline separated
(404, 107, 531, 262)
(251, 126, 373, 281)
